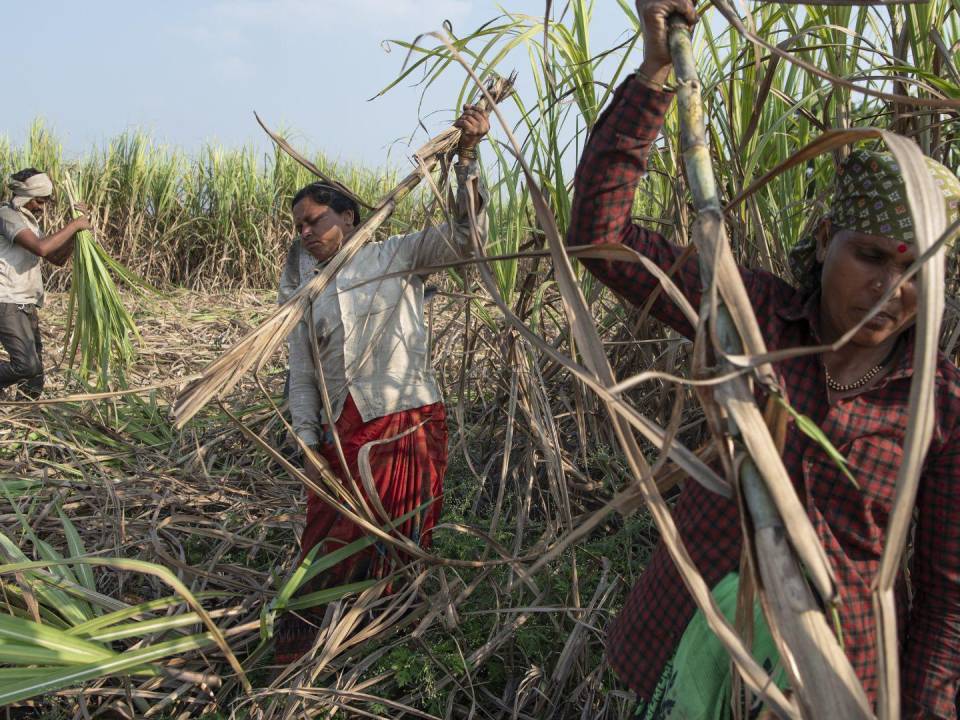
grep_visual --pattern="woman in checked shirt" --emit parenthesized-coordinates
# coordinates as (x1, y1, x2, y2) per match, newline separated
(567, 1, 960, 717)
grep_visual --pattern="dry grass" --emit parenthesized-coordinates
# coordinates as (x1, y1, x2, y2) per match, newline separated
(1, 286, 662, 718)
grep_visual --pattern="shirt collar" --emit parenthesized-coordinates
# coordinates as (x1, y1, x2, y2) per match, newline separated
(775, 288, 920, 384)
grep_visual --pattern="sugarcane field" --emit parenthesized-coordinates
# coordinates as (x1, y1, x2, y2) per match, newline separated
(2, 1, 960, 718)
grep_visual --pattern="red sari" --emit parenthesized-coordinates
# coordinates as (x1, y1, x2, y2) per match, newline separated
(275, 395, 448, 664)
(302, 394, 449, 583)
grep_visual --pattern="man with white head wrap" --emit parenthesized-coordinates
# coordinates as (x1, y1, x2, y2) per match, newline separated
(0, 168, 91, 397)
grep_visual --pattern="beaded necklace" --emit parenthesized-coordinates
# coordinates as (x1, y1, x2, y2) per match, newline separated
(824, 340, 901, 393)
(825, 363, 884, 392)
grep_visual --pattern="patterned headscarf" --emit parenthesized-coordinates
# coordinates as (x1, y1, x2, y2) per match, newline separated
(789, 149, 960, 292)
(8, 172, 53, 209)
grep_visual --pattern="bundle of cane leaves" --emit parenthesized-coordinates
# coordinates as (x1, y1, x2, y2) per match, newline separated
(61, 173, 146, 388)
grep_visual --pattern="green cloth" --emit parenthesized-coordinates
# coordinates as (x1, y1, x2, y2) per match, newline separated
(789, 148, 960, 292)
(635, 573, 788, 720)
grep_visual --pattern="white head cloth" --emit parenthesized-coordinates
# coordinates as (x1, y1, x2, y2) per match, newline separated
(8, 173, 53, 209)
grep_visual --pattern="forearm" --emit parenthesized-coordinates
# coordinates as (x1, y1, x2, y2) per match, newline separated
(406, 159, 489, 271)
(14, 222, 82, 259)
(45, 237, 75, 267)
(567, 75, 672, 252)
(40, 223, 84, 257)
(568, 75, 703, 335)
(450, 158, 488, 249)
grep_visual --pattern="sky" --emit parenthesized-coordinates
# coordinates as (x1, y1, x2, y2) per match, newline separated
(6, 1, 639, 171)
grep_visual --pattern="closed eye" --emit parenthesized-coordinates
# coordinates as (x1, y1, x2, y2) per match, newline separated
(856, 248, 885, 263)
(297, 213, 327, 234)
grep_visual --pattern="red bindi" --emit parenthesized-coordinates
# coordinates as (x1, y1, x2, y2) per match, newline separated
(897, 243, 908, 254)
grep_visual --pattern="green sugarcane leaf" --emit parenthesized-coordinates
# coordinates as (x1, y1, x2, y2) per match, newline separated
(30, 537, 84, 599)
(62, 173, 146, 387)
(273, 534, 379, 611)
(275, 501, 430, 608)
(83, 612, 210, 643)
(67, 592, 225, 637)
(7, 499, 93, 621)
(0, 640, 106, 667)
(0, 632, 217, 705)
(0, 616, 115, 664)
(284, 580, 379, 611)
(58, 513, 98, 600)
(0, 531, 91, 628)
(0, 582, 70, 629)
(776, 395, 860, 489)
(0, 556, 248, 690)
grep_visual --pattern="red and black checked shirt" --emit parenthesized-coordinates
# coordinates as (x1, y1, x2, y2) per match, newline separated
(568, 76, 960, 719)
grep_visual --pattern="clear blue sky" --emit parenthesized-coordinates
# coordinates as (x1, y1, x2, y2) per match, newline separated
(6, 1, 638, 170)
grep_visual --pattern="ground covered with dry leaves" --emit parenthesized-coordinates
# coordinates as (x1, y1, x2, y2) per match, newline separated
(1, 289, 664, 719)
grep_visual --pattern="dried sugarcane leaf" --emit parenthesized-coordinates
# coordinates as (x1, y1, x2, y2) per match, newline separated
(254, 112, 375, 211)
(868, 132, 947, 720)
(434, 32, 798, 717)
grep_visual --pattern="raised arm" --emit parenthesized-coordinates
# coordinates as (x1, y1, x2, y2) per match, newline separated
(387, 105, 491, 273)
(400, 158, 490, 272)
(568, 0, 704, 337)
(902, 405, 960, 719)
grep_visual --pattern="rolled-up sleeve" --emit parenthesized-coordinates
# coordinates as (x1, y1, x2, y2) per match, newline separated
(387, 159, 489, 273)
(0, 208, 28, 243)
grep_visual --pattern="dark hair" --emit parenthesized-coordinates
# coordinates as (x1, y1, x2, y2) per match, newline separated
(291, 183, 360, 226)
(10, 168, 43, 183)
(803, 259, 824, 297)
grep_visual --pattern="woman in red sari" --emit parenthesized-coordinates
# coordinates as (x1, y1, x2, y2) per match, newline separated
(275, 106, 489, 663)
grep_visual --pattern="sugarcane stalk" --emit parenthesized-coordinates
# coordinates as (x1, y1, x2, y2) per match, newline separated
(667, 16, 873, 719)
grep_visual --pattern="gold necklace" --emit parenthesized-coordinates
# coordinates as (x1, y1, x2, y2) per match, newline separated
(825, 363, 884, 392)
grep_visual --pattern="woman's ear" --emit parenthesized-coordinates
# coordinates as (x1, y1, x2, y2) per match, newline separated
(815, 218, 832, 263)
